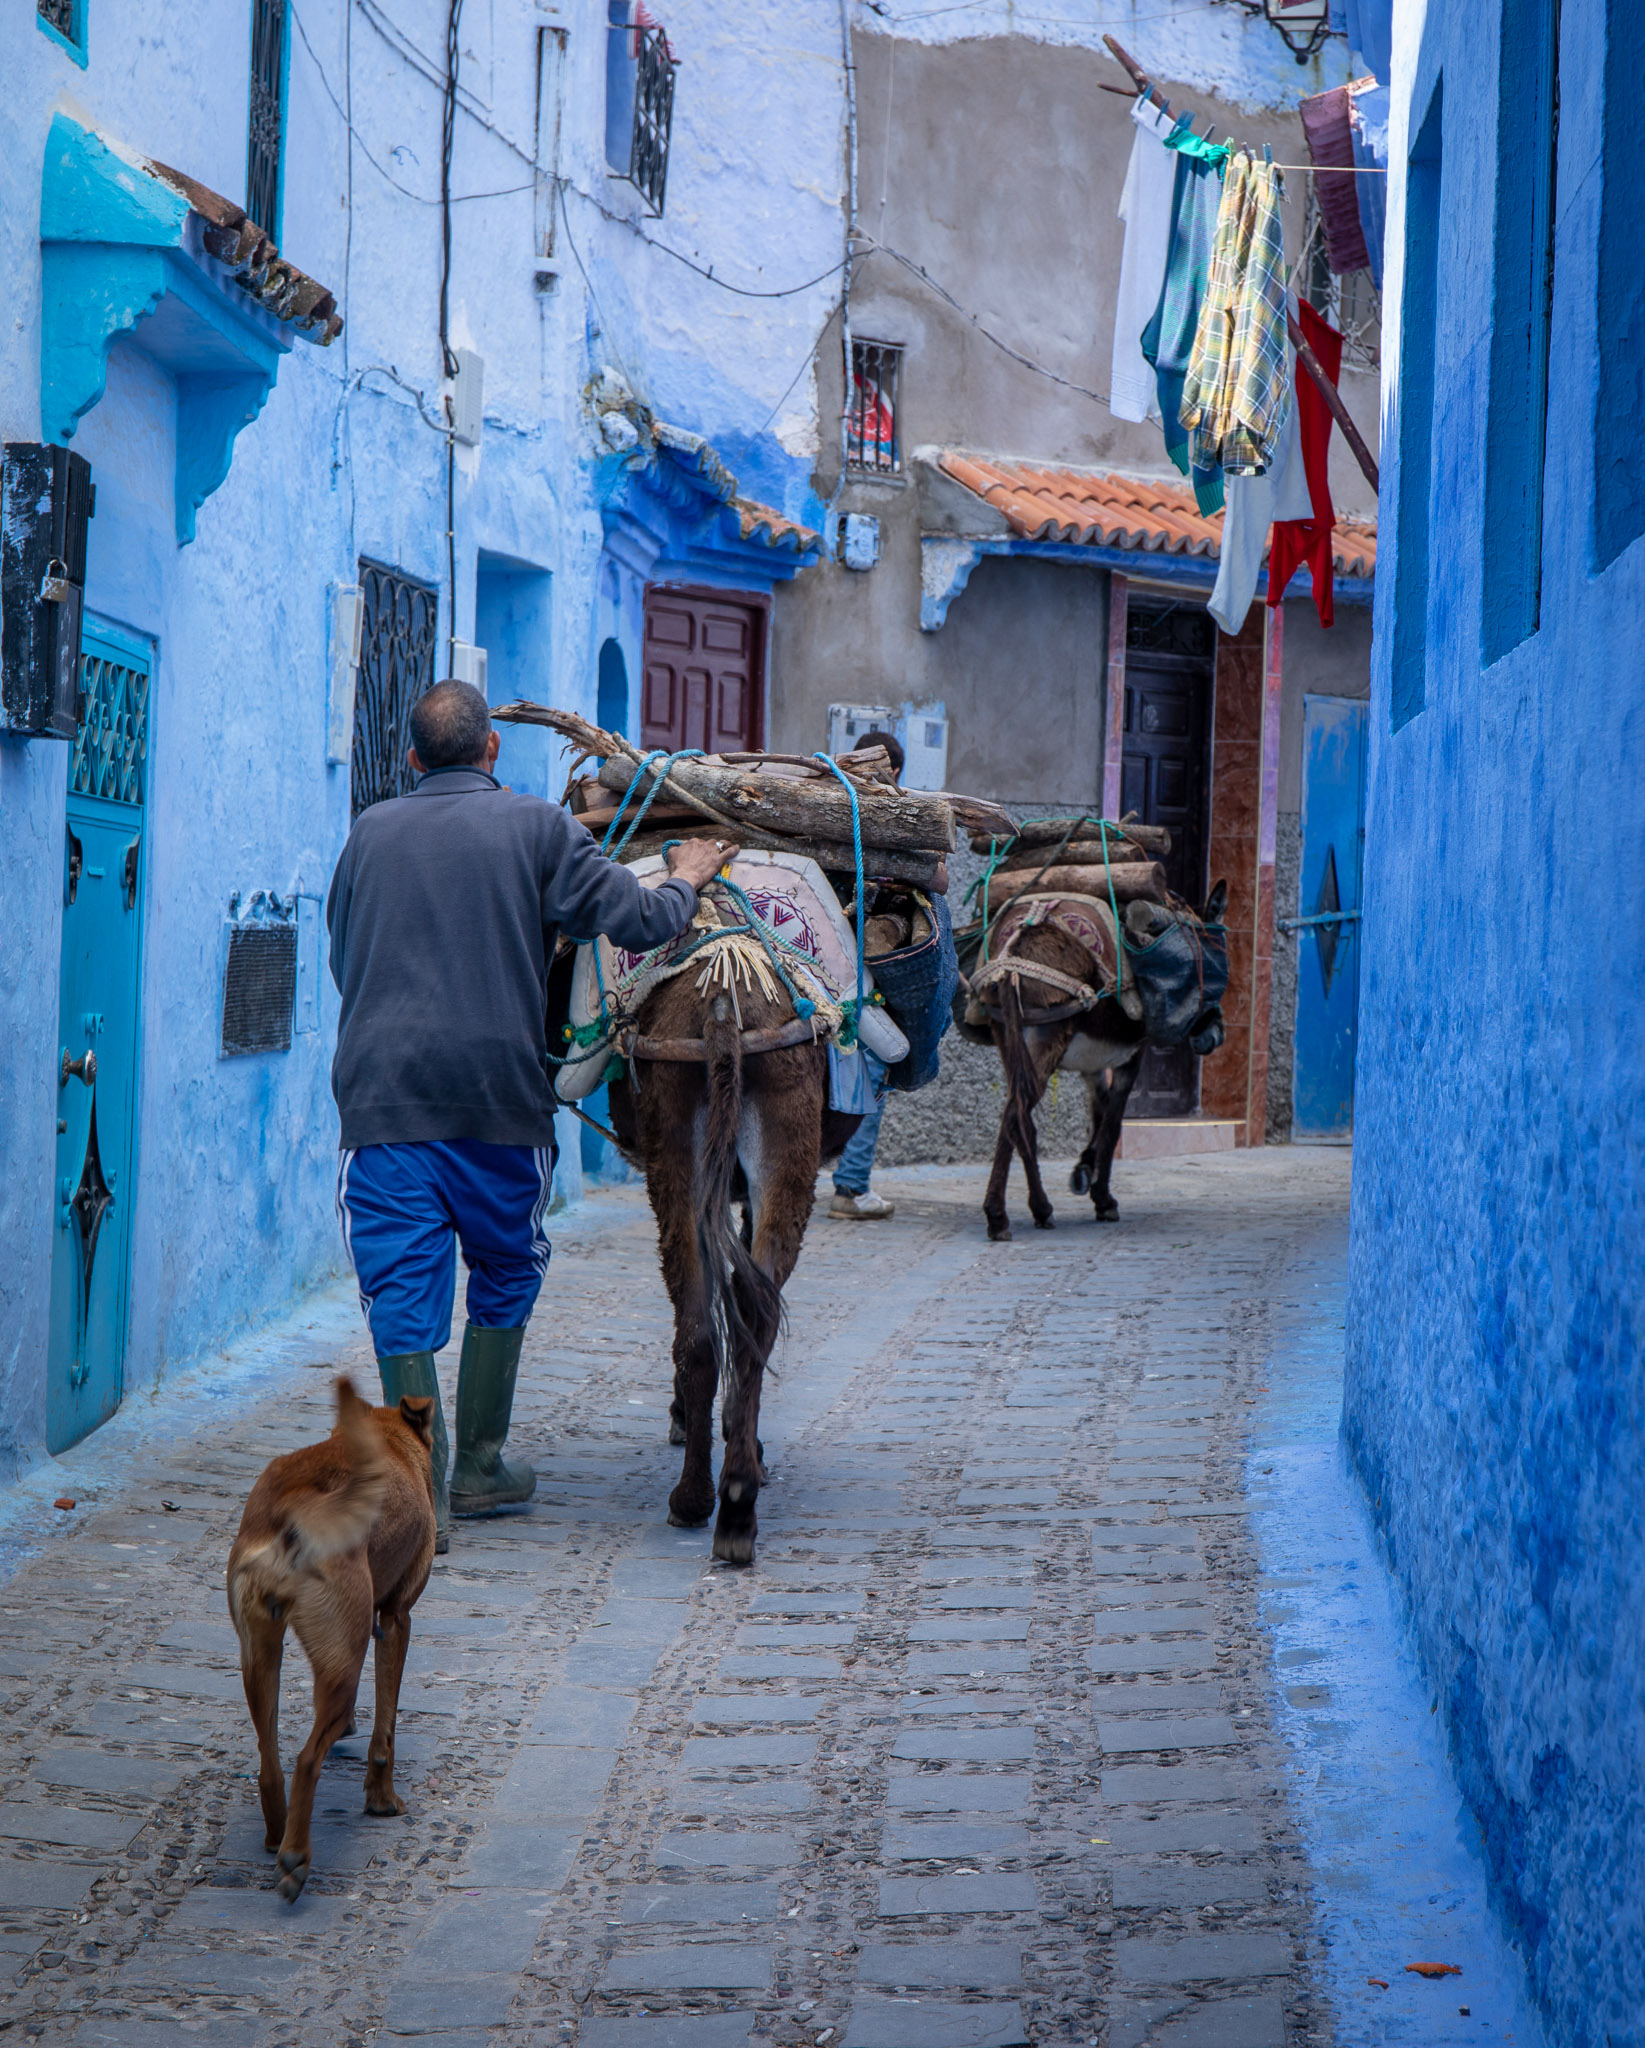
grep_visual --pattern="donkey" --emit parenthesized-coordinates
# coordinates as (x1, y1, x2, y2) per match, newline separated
(605, 969, 845, 1566)
(974, 882, 1227, 1242)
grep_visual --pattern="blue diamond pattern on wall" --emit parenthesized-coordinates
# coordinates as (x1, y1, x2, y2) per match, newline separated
(1313, 843, 1342, 998)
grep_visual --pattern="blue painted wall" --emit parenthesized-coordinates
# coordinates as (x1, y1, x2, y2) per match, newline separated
(1345, 2, 1645, 2040)
(0, 1, 844, 1475)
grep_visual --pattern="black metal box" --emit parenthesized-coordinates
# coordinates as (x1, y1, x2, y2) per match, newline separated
(1, 443, 94, 740)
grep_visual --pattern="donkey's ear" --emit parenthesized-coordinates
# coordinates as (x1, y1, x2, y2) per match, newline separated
(1203, 879, 1228, 924)
(398, 1395, 435, 1445)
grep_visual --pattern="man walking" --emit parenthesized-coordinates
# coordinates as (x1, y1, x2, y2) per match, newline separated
(327, 681, 732, 1548)
(829, 727, 903, 1222)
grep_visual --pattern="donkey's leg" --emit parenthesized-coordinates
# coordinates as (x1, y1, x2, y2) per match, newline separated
(983, 1114, 1016, 1242)
(648, 1112, 719, 1529)
(1087, 1056, 1140, 1222)
(1012, 1027, 1072, 1231)
(715, 1081, 817, 1566)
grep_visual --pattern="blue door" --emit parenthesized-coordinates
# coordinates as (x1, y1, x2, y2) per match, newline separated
(47, 623, 150, 1452)
(1291, 695, 1365, 1141)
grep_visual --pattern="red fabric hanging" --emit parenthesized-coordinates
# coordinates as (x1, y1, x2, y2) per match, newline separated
(1268, 300, 1343, 629)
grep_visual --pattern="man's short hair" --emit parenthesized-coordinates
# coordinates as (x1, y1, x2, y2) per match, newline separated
(410, 681, 492, 769)
(856, 727, 905, 778)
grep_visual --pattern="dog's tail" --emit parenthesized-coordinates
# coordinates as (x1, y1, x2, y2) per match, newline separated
(229, 1380, 389, 1633)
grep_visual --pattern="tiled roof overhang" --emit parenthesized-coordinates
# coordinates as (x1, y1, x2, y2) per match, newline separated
(937, 452, 1377, 580)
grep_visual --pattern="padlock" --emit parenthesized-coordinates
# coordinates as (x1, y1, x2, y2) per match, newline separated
(39, 557, 74, 605)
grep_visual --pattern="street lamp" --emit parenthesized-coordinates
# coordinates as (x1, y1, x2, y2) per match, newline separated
(1263, 0, 1329, 60)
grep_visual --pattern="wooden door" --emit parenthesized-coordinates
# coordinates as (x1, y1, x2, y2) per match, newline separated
(1119, 598, 1214, 1118)
(641, 587, 765, 754)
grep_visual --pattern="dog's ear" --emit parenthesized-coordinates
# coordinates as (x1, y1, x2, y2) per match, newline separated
(336, 1375, 367, 1423)
(398, 1395, 435, 1446)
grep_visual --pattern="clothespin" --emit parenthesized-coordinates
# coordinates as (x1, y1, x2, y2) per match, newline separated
(1262, 141, 1273, 164)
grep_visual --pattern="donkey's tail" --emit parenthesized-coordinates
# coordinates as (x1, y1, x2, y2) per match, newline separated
(698, 994, 784, 1406)
(993, 981, 1043, 1160)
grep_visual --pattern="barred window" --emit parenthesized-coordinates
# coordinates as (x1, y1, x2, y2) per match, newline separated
(607, 4, 678, 216)
(247, 0, 288, 239)
(352, 561, 438, 819)
(37, 0, 86, 61)
(847, 341, 902, 474)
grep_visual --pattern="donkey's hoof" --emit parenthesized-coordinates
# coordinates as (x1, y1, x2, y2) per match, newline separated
(276, 1849, 310, 1902)
(1093, 1199, 1120, 1223)
(987, 1220, 1013, 1243)
(668, 1484, 714, 1528)
(1070, 1163, 1092, 1194)
(363, 1787, 406, 1818)
(1032, 1212, 1055, 1231)
(712, 1519, 757, 1567)
(668, 1420, 686, 1447)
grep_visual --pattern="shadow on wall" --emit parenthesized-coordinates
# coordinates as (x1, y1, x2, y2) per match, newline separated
(478, 552, 553, 797)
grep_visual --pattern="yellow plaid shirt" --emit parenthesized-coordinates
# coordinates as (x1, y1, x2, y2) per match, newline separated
(1179, 154, 1291, 477)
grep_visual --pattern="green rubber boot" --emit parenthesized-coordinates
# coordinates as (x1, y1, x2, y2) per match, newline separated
(449, 1326, 537, 1516)
(377, 1350, 450, 1554)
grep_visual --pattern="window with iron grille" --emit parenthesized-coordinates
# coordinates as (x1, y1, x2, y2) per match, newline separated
(351, 561, 438, 819)
(607, 5, 678, 216)
(847, 341, 902, 474)
(246, 0, 288, 239)
(36, 0, 85, 63)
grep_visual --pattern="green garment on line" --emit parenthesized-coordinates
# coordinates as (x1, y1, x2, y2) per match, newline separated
(1140, 145, 1227, 518)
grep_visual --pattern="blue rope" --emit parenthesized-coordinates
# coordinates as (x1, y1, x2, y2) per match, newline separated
(810, 753, 865, 1040)
(713, 875, 818, 1020)
(601, 748, 704, 860)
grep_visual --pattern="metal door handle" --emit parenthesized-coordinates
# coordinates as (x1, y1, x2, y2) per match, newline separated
(61, 1049, 97, 1087)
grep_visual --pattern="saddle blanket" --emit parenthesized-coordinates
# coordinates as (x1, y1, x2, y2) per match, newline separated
(988, 893, 1121, 988)
(555, 849, 909, 1101)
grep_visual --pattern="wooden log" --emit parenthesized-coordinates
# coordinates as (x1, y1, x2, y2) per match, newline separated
(982, 862, 1168, 908)
(593, 753, 954, 856)
(610, 825, 949, 892)
(993, 840, 1148, 873)
(969, 818, 1173, 857)
(491, 702, 956, 854)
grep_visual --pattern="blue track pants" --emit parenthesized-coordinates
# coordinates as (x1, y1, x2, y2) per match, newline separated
(337, 1140, 554, 1357)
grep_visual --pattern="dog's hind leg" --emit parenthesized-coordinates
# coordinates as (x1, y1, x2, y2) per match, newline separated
(235, 1602, 288, 1853)
(364, 1604, 413, 1818)
(279, 1569, 373, 1901)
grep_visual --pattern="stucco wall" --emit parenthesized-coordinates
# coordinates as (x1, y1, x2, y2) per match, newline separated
(0, 1, 846, 1473)
(1344, 2, 1645, 2040)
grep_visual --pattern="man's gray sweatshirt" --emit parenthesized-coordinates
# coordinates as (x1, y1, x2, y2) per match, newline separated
(326, 767, 697, 1149)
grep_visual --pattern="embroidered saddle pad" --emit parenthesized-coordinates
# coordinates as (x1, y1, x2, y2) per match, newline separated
(987, 893, 1122, 991)
(555, 849, 909, 1101)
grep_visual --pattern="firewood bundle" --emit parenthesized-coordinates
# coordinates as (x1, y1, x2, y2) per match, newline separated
(966, 816, 1175, 912)
(492, 703, 1017, 895)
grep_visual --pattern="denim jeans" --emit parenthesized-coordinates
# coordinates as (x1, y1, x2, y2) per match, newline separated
(833, 1052, 888, 1195)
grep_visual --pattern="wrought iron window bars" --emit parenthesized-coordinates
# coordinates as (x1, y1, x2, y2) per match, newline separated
(847, 341, 902, 474)
(247, 0, 287, 237)
(352, 561, 438, 819)
(628, 21, 678, 216)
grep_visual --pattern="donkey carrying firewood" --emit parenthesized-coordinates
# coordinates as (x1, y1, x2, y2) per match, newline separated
(954, 833, 1228, 1241)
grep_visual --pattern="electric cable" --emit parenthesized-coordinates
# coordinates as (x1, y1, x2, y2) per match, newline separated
(440, 0, 463, 675)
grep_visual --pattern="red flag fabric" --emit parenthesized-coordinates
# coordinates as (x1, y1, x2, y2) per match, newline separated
(1268, 300, 1343, 629)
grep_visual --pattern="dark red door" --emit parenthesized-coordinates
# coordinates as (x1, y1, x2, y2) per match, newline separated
(1120, 597, 1215, 1117)
(641, 587, 765, 754)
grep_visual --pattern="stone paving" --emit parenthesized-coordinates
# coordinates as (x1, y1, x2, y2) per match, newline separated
(0, 1148, 1355, 2048)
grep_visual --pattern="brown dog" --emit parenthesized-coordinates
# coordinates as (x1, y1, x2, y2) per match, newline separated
(227, 1377, 436, 1901)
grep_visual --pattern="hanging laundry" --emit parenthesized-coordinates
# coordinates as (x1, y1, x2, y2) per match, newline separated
(1181, 152, 1290, 479)
(1109, 97, 1180, 425)
(1268, 299, 1344, 629)
(1208, 350, 1311, 635)
(1350, 82, 1389, 287)
(1140, 135, 1226, 517)
(1300, 85, 1372, 275)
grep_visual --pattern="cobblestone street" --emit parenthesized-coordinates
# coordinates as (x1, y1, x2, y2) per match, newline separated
(0, 1149, 1454, 2048)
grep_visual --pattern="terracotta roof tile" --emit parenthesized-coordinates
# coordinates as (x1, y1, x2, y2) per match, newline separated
(937, 452, 1376, 580)
(734, 496, 822, 553)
